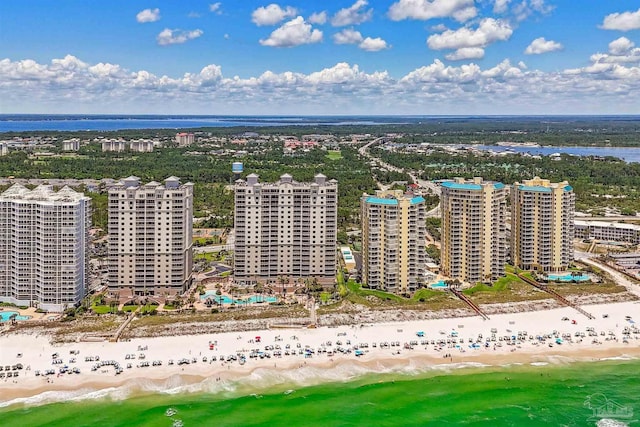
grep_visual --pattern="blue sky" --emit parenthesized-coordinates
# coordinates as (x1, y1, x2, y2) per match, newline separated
(1, 0, 639, 114)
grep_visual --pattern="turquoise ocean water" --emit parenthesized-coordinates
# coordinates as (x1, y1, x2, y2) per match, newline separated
(1, 359, 638, 426)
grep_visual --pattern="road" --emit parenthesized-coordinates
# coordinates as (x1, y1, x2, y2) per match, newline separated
(575, 250, 640, 297)
(359, 137, 441, 216)
(194, 244, 234, 253)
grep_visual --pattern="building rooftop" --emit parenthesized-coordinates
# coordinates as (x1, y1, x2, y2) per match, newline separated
(0, 184, 88, 202)
(575, 220, 640, 231)
(364, 195, 425, 206)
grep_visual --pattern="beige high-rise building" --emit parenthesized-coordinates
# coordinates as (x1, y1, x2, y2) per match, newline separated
(440, 177, 507, 284)
(102, 139, 127, 152)
(175, 133, 195, 146)
(108, 176, 193, 297)
(62, 138, 80, 151)
(0, 184, 91, 312)
(129, 139, 155, 153)
(511, 177, 574, 272)
(234, 173, 337, 285)
(361, 190, 426, 294)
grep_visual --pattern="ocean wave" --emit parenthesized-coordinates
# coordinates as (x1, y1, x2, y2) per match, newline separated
(598, 355, 637, 362)
(1, 355, 637, 410)
(597, 419, 630, 427)
(0, 386, 127, 409)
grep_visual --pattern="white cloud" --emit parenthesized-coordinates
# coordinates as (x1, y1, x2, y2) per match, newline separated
(388, 0, 476, 23)
(600, 8, 640, 31)
(493, 0, 510, 14)
(427, 18, 513, 51)
(157, 28, 203, 46)
(445, 47, 485, 60)
(251, 4, 297, 26)
(609, 37, 635, 55)
(331, 0, 373, 27)
(512, 0, 554, 21)
(359, 37, 389, 52)
(333, 28, 363, 44)
(333, 29, 389, 51)
(308, 11, 327, 25)
(3, 54, 640, 114)
(524, 37, 563, 55)
(209, 3, 222, 14)
(259, 17, 322, 47)
(588, 37, 640, 64)
(136, 8, 160, 23)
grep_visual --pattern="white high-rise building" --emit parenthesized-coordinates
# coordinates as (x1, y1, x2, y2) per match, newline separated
(1, 142, 10, 156)
(108, 176, 193, 297)
(234, 173, 338, 285)
(0, 184, 91, 312)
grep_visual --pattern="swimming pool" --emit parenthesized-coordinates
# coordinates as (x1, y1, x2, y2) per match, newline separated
(429, 280, 448, 289)
(0, 311, 31, 322)
(547, 273, 590, 282)
(200, 292, 277, 304)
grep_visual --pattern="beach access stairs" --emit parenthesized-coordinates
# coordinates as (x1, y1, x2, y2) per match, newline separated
(517, 273, 595, 320)
(449, 288, 490, 320)
(111, 307, 140, 342)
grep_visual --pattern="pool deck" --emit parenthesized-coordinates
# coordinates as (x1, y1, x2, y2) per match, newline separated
(0, 307, 53, 322)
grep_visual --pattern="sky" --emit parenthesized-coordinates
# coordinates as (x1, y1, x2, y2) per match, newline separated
(1, 0, 639, 115)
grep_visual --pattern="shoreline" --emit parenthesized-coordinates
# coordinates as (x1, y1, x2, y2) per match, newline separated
(1, 300, 639, 409)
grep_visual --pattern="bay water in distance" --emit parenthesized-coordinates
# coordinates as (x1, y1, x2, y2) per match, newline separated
(0, 114, 406, 132)
(1, 359, 638, 426)
(3, 114, 640, 162)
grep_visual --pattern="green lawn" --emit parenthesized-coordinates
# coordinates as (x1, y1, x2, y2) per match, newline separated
(347, 280, 406, 302)
(92, 305, 115, 314)
(319, 292, 332, 303)
(195, 252, 215, 262)
(336, 270, 349, 297)
(140, 304, 159, 314)
(122, 305, 138, 312)
(326, 150, 342, 160)
(412, 288, 442, 301)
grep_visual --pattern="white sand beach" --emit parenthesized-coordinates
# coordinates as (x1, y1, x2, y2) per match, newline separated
(1, 300, 639, 407)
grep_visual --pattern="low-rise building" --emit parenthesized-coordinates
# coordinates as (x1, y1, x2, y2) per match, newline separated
(574, 220, 640, 244)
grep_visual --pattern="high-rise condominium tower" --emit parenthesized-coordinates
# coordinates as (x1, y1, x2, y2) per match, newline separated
(0, 184, 91, 311)
(108, 176, 193, 297)
(361, 190, 426, 294)
(440, 177, 507, 284)
(511, 177, 575, 272)
(234, 173, 338, 285)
